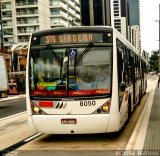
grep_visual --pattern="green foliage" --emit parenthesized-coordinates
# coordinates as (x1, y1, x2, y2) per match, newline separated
(149, 51, 160, 71)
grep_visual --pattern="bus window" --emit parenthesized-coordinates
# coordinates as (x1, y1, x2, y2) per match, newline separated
(30, 46, 112, 97)
(117, 48, 124, 105)
(117, 46, 124, 84)
(123, 48, 130, 85)
(76, 47, 111, 90)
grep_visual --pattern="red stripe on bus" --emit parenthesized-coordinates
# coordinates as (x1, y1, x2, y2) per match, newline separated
(39, 101, 53, 107)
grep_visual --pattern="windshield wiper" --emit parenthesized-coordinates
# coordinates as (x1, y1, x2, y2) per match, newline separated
(46, 45, 61, 66)
(75, 43, 93, 65)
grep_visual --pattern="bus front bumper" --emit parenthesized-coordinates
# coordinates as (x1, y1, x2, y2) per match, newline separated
(28, 113, 121, 134)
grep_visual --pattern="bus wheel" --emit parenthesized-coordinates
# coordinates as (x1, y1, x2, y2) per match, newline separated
(144, 81, 147, 95)
(126, 96, 131, 124)
(138, 88, 141, 105)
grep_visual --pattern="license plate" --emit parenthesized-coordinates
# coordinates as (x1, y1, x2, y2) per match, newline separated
(61, 119, 77, 124)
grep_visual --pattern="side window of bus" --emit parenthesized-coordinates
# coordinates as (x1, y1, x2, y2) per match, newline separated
(123, 47, 130, 85)
(138, 58, 141, 78)
(134, 56, 140, 80)
(142, 61, 144, 79)
(117, 48, 123, 84)
(129, 51, 135, 82)
(117, 47, 125, 107)
(127, 49, 132, 84)
(117, 47, 126, 91)
(118, 46, 130, 86)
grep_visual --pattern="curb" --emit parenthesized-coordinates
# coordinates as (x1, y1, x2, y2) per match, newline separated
(0, 111, 27, 121)
(0, 94, 26, 102)
(124, 79, 157, 151)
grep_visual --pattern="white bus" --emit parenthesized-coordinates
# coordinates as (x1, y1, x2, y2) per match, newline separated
(26, 26, 147, 134)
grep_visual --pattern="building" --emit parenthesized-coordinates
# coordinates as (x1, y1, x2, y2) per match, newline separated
(113, 0, 131, 40)
(80, 0, 112, 26)
(0, 0, 81, 48)
(128, 0, 139, 26)
(80, 0, 130, 40)
(131, 25, 141, 52)
(113, 0, 141, 48)
(113, 0, 122, 32)
(128, 0, 141, 53)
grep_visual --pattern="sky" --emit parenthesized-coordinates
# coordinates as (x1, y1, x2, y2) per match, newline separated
(140, 0, 160, 53)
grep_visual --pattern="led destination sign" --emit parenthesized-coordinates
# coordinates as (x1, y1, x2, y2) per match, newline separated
(41, 33, 102, 44)
(45, 34, 93, 44)
(32, 32, 112, 45)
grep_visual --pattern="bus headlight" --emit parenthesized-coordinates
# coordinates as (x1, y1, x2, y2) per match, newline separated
(31, 101, 47, 115)
(93, 99, 111, 114)
(101, 99, 111, 113)
(102, 105, 109, 112)
(33, 106, 40, 114)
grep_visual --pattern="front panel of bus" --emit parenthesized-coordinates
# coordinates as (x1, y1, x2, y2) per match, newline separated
(26, 28, 121, 134)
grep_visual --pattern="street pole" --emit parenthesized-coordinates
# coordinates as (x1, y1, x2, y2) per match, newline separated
(159, 4, 160, 53)
(0, 0, 4, 49)
(159, 4, 160, 71)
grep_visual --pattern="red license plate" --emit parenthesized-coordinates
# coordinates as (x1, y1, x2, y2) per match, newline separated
(61, 119, 77, 124)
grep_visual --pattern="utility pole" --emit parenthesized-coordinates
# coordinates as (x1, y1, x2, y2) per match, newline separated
(155, 4, 160, 71)
(159, 4, 160, 56)
(0, 0, 4, 49)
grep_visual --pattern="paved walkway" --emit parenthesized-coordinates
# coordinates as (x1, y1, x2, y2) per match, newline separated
(143, 88, 160, 150)
(125, 77, 159, 152)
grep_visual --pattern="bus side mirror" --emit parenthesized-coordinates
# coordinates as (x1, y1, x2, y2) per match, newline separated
(119, 82, 126, 91)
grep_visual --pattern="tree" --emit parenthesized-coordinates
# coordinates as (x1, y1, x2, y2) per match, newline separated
(149, 50, 160, 71)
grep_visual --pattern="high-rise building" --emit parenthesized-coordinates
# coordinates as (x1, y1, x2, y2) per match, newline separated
(131, 25, 141, 52)
(80, 0, 130, 38)
(128, 0, 139, 26)
(113, 0, 121, 32)
(128, 0, 141, 53)
(113, 0, 131, 40)
(80, 0, 112, 26)
(0, 0, 81, 48)
(81, 0, 138, 45)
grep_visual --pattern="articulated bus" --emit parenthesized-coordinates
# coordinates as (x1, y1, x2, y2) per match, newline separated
(26, 26, 147, 134)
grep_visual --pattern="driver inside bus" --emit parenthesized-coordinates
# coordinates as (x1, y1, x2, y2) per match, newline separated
(96, 65, 110, 89)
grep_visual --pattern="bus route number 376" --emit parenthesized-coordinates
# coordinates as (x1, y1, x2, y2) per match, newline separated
(80, 100, 96, 106)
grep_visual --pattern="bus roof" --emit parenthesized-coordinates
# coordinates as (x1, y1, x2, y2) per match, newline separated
(32, 26, 113, 36)
(31, 26, 147, 63)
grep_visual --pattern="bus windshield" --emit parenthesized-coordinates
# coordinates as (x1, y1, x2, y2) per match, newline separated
(30, 45, 112, 97)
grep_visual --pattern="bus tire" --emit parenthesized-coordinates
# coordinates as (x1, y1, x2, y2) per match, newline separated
(143, 81, 147, 95)
(126, 95, 131, 124)
(138, 88, 141, 105)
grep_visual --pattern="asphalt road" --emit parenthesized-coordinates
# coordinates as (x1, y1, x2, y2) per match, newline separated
(0, 98, 26, 119)
(0, 78, 157, 155)
(18, 91, 149, 152)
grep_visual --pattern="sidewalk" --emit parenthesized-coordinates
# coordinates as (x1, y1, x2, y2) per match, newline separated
(0, 94, 26, 102)
(125, 77, 160, 151)
(143, 87, 160, 150)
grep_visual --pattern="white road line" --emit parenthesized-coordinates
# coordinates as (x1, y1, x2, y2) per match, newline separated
(24, 133, 42, 142)
(0, 111, 27, 121)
